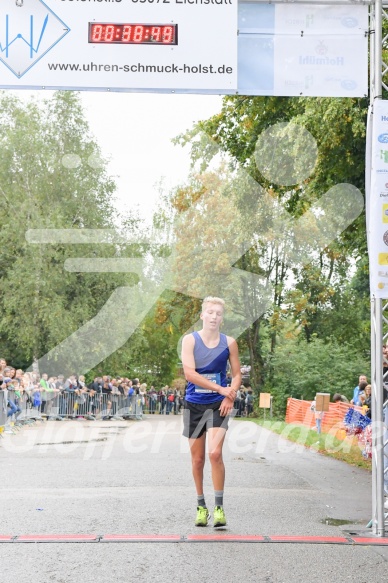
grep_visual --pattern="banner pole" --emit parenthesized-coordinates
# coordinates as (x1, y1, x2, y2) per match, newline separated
(370, 0, 386, 536)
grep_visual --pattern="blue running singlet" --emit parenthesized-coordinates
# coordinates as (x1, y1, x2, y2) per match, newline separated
(185, 331, 230, 405)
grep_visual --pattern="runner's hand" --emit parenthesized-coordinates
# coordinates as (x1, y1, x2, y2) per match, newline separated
(219, 397, 234, 417)
(219, 386, 237, 400)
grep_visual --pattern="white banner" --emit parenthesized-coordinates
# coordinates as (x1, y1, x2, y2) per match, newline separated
(0, 0, 238, 91)
(273, 34, 367, 97)
(274, 5, 367, 35)
(238, 2, 368, 97)
(368, 101, 388, 298)
(0, 1, 368, 96)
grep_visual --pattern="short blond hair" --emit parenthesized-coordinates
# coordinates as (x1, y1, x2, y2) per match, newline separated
(201, 296, 225, 312)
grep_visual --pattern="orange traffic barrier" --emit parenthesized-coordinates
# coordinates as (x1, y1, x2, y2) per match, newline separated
(285, 398, 364, 439)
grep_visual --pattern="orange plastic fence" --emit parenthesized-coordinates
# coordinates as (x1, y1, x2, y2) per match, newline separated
(285, 398, 364, 439)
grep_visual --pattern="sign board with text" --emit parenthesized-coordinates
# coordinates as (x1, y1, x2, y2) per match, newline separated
(0, 0, 238, 90)
(368, 100, 388, 298)
(0, 0, 368, 96)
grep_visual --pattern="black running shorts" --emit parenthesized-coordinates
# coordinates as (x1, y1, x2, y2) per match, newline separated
(183, 399, 230, 439)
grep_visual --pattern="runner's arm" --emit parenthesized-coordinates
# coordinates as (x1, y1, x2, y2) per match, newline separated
(227, 337, 242, 391)
(219, 337, 242, 416)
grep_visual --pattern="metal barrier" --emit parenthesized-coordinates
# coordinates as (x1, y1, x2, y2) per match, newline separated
(0, 389, 38, 435)
(141, 394, 183, 415)
(0, 389, 180, 448)
(2, 388, 185, 429)
(0, 391, 7, 435)
(13, 391, 144, 421)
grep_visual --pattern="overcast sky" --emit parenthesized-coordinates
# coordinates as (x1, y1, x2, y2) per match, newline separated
(14, 89, 223, 222)
(80, 92, 223, 221)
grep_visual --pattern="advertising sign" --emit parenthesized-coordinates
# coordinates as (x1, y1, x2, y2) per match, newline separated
(0, 0, 238, 91)
(0, 0, 368, 96)
(368, 100, 388, 298)
(238, 3, 368, 97)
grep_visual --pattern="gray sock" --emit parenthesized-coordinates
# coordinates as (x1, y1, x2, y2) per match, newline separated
(215, 490, 223, 507)
(197, 494, 206, 508)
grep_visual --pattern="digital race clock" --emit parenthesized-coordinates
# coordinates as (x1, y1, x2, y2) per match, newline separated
(89, 23, 178, 45)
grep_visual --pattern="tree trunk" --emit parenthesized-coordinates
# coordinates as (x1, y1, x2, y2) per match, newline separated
(246, 319, 264, 391)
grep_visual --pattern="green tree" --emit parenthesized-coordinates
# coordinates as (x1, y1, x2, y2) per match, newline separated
(0, 91, 138, 370)
(172, 95, 369, 393)
(269, 336, 370, 415)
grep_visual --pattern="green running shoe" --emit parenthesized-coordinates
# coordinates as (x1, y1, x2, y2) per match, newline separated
(213, 506, 227, 528)
(195, 506, 210, 527)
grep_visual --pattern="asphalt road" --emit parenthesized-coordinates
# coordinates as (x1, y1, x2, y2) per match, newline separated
(0, 415, 387, 583)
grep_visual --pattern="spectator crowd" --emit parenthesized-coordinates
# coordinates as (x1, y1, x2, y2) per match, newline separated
(0, 358, 186, 426)
(0, 358, 256, 428)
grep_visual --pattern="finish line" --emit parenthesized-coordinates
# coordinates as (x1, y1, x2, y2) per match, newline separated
(1, 534, 388, 545)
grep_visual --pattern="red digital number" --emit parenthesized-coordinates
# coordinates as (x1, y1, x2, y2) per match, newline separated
(133, 25, 144, 43)
(150, 27, 161, 42)
(91, 24, 103, 42)
(122, 25, 132, 42)
(163, 26, 174, 44)
(105, 25, 115, 42)
(90, 23, 176, 44)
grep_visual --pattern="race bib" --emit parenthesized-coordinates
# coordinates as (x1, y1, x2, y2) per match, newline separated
(194, 373, 221, 394)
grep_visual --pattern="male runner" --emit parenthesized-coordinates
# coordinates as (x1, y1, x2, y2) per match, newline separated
(181, 296, 241, 527)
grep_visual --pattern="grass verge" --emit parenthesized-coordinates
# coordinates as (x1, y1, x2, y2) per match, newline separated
(239, 417, 372, 471)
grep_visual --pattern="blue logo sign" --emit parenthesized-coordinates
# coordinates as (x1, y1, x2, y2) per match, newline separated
(378, 134, 388, 144)
(341, 17, 358, 28)
(0, 0, 70, 79)
(341, 79, 357, 91)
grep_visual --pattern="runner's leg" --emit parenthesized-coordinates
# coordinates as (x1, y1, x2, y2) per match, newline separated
(207, 427, 226, 491)
(189, 433, 206, 495)
(208, 427, 227, 526)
